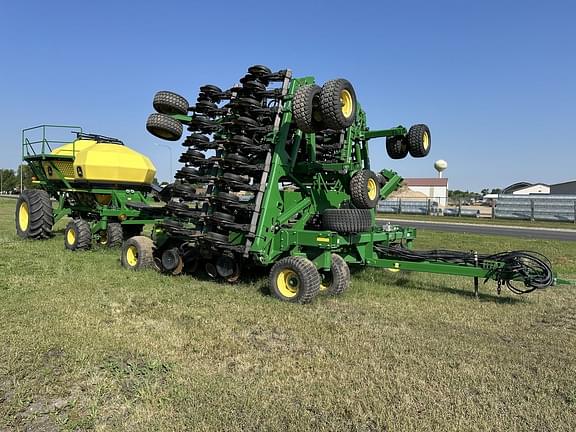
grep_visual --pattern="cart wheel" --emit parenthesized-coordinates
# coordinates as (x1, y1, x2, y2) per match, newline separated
(269, 256, 320, 304)
(104, 222, 123, 247)
(65, 218, 92, 251)
(319, 79, 357, 130)
(121, 236, 155, 270)
(407, 124, 431, 158)
(319, 254, 350, 296)
(322, 209, 372, 234)
(350, 170, 380, 209)
(386, 136, 408, 159)
(293, 84, 323, 133)
(153, 91, 189, 115)
(146, 113, 183, 141)
(15, 190, 53, 239)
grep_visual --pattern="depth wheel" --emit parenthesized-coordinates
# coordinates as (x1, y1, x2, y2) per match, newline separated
(269, 256, 320, 304)
(350, 170, 380, 209)
(407, 124, 431, 158)
(99, 222, 123, 247)
(15, 190, 53, 239)
(64, 218, 92, 251)
(319, 79, 357, 130)
(320, 254, 350, 296)
(121, 236, 155, 270)
(153, 91, 189, 115)
(292, 84, 322, 133)
(146, 113, 183, 141)
(386, 135, 408, 159)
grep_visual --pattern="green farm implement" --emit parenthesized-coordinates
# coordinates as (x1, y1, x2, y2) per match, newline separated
(16, 125, 163, 250)
(121, 65, 571, 302)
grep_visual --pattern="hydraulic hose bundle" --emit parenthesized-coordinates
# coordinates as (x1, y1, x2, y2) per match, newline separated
(375, 245, 554, 294)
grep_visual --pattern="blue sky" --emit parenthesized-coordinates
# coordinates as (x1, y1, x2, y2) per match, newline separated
(0, 0, 574, 191)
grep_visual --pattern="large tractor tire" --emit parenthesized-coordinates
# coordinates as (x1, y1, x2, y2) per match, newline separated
(64, 218, 92, 251)
(146, 113, 183, 141)
(319, 79, 357, 130)
(121, 236, 155, 270)
(407, 124, 431, 158)
(386, 135, 408, 159)
(15, 190, 53, 239)
(293, 84, 322, 133)
(322, 209, 372, 234)
(98, 222, 123, 247)
(153, 91, 189, 115)
(319, 254, 351, 296)
(269, 256, 320, 304)
(350, 170, 380, 209)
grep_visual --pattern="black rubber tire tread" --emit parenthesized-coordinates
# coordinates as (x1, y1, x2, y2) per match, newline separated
(121, 236, 155, 270)
(65, 218, 92, 251)
(322, 209, 372, 233)
(211, 211, 235, 223)
(146, 113, 183, 141)
(15, 189, 53, 239)
(321, 254, 350, 296)
(386, 135, 408, 159)
(248, 65, 272, 76)
(350, 170, 380, 209)
(319, 79, 357, 130)
(407, 124, 431, 158)
(105, 222, 123, 247)
(269, 256, 320, 304)
(153, 91, 189, 115)
(293, 85, 322, 133)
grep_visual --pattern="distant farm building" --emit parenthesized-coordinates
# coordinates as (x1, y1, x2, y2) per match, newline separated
(403, 178, 448, 206)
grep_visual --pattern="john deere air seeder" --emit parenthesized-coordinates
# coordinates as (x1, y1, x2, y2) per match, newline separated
(121, 65, 571, 303)
(16, 126, 163, 249)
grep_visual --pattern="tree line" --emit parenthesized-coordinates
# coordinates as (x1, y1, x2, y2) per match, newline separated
(0, 166, 35, 193)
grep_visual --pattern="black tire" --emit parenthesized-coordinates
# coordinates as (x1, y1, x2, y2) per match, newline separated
(386, 135, 408, 159)
(319, 79, 357, 130)
(248, 64, 272, 77)
(153, 91, 189, 115)
(211, 211, 235, 223)
(122, 224, 143, 239)
(64, 218, 92, 251)
(204, 231, 230, 244)
(15, 190, 53, 239)
(293, 85, 322, 133)
(222, 172, 250, 184)
(146, 113, 183, 141)
(319, 254, 350, 296)
(350, 170, 380, 209)
(215, 192, 240, 203)
(121, 236, 155, 270)
(269, 256, 320, 304)
(322, 209, 372, 233)
(99, 222, 123, 247)
(407, 124, 431, 158)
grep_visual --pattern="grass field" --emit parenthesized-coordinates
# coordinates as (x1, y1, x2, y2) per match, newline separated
(1, 197, 575, 431)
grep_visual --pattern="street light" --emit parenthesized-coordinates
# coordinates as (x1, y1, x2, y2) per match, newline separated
(155, 143, 173, 183)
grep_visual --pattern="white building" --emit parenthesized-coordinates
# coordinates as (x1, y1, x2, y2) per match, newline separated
(404, 178, 448, 206)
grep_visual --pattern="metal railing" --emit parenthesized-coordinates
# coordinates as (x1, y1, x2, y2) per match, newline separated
(377, 197, 481, 217)
(495, 195, 576, 222)
(22, 125, 82, 159)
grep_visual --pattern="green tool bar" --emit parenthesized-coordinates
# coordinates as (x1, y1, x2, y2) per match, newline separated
(364, 126, 407, 140)
(368, 258, 489, 278)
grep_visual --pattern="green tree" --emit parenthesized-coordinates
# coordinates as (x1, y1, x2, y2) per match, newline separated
(16, 164, 37, 191)
(0, 169, 17, 193)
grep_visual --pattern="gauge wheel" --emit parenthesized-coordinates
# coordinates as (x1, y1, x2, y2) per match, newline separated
(319, 79, 357, 130)
(319, 254, 351, 296)
(121, 236, 155, 270)
(146, 113, 183, 141)
(153, 91, 189, 115)
(407, 124, 431, 158)
(269, 256, 320, 304)
(350, 170, 380, 209)
(64, 218, 92, 251)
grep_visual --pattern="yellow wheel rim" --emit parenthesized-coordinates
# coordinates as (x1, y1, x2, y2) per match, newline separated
(98, 231, 108, 245)
(367, 178, 377, 201)
(126, 245, 139, 267)
(422, 131, 430, 151)
(340, 89, 353, 118)
(66, 227, 76, 245)
(18, 202, 29, 231)
(276, 269, 300, 298)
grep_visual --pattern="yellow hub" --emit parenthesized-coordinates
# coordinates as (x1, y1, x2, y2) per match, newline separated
(276, 269, 300, 298)
(422, 131, 430, 151)
(18, 202, 29, 231)
(98, 231, 108, 245)
(126, 245, 139, 267)
(340, 89, 353, 118)
(66, 227, 76, 246)
(367, 178, 377, 201)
